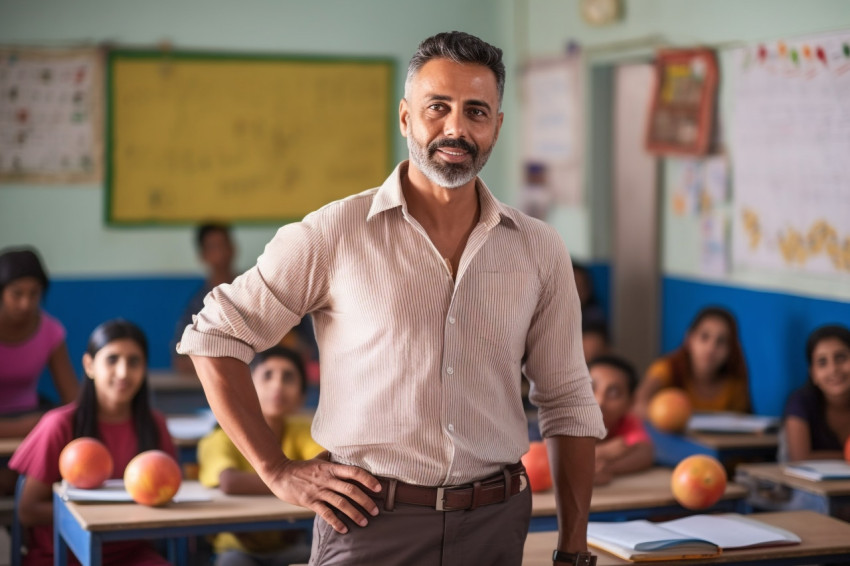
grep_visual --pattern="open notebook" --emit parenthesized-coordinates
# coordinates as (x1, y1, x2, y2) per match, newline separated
(687, 413, 779, 434)
(587, 513, 800, 562)
(784, 460, 850, 481)
(60, 479, 213, 503)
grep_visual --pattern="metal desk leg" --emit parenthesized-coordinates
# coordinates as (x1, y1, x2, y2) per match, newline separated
(53, 490, 102, 566)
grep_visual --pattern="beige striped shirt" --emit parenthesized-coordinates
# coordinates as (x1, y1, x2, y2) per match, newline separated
(179, 161, 605, 486)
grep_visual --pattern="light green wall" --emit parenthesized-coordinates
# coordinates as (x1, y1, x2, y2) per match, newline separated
(522, 0, 850, 300)
(0, 0, 513, 276)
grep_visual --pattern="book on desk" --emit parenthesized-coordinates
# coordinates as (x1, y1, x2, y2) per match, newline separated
(687, 413, 779, 435)
(59, 479, 213, 503)
(587, 513, 800, 561)
(783, 460, 850, 481)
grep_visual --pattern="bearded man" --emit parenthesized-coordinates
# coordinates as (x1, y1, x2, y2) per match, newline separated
(179, 31, 605, 566)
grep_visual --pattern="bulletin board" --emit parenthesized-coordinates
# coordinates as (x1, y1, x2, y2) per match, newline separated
(730, 30, 850, 278)
(0, 46, 104, 183)
(106, 50, 395, 225)
(520, 55, 584, 217)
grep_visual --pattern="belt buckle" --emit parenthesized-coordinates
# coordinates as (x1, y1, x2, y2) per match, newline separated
(435, 486, 448, 511)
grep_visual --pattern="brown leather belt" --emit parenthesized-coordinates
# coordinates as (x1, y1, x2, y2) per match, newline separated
(374, 462, 528, 512)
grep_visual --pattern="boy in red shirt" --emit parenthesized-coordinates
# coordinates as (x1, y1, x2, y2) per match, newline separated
(590, 354, 654, 485)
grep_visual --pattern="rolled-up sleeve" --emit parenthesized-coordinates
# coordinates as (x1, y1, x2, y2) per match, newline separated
(524, 239, 606, 440)
(177, 214, 330, 364)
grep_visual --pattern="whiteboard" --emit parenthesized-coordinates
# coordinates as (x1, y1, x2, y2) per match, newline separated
(107, 50, 394, 224)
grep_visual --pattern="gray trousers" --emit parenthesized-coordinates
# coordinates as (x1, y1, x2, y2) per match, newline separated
(308, 483, 532, 566)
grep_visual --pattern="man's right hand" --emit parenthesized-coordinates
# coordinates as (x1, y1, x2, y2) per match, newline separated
(266, 457, 382, 534)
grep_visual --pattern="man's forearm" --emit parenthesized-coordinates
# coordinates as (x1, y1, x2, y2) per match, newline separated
(546, 435, 596, 553)
(190, 355, 289, 481)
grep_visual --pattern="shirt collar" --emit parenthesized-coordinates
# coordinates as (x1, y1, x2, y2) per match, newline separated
(367, 161, 519, 229)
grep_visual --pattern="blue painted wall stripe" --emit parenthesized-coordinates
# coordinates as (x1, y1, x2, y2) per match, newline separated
(660, 276, 850, 417)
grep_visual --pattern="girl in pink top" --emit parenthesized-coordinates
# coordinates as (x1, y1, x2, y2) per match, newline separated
(0, 248, 78, 429)
(1, 247, 79, 497)
(10, 319, 176, 566)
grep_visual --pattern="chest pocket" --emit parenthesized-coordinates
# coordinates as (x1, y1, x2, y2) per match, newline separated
(457, 271, 539, 360)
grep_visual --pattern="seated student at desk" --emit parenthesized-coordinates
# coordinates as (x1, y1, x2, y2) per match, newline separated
(0, 247, 78, 495)
(171, 223, 238, 375)
(198, 347, 323, 566)
(635, 307, 750, 417)
(171, 224, 319, 376)
(590, 355, 654, 486)
(9, 319, 175, 566)
(782, 324, 850, 462)
(582, 319, 611, 365)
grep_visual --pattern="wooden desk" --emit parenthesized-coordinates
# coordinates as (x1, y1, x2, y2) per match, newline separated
(53, 482, 313, 566)
(523, 511, 850, 565)
(647, 424, 778, 474)
(735, 462, 850, 521)
(530, 467, 748, 531)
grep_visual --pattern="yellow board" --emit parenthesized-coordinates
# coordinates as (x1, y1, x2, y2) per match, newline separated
(107, 51, 394, 224)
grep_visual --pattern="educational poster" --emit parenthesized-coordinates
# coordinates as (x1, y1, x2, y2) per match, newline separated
(669, 156, 728, 216)
(700, 210, 729, 277)
(0, 47, 103, 183)
(520, 55, 583, 216)
(730, 31, 850, 277)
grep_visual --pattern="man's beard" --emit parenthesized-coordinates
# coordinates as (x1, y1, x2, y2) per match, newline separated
(406, 124, 495, 189)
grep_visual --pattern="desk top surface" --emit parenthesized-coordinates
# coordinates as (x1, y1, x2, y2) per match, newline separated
(56, 467, 749, 532)
(523, 510, 850, 565)
(736, 462, 850, 496)
(533, 467, 747, 516)
(0, 437, 22, 457)
(54, 481, 313, 532)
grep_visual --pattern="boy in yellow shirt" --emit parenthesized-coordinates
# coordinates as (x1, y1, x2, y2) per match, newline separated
(199, 346, 323, 566)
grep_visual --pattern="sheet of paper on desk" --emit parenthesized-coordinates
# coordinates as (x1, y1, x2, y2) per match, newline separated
(166, 410, 217, 439)
(687, 413, 779, 434)
(784, 460, 850, 481)
(61, 479, 213, 503)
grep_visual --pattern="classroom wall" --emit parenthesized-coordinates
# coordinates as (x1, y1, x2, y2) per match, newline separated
(0, 0, 515, 387)
(522, 0, 850, 415)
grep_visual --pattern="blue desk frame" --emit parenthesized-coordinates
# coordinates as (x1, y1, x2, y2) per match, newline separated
(647, 425, 778, 472)
(52, 490, 314, 566)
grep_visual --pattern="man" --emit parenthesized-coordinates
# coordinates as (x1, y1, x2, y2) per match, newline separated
(179, 31, 605, 566)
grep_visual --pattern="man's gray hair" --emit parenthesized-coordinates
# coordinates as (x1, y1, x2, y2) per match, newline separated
(405, 31, 505, 106)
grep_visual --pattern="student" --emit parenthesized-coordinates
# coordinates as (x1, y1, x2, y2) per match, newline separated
(172, 223, 238, 374)
(582, 318, 611, 364)
(198, 346, 323, 566)
(9, 319, 176, 566)
(590, 354, 654, 485)
(0, 247, 78, 435)
(635, 306, 750, 417)
(171, 225, 318, 375)
(0, 247, 78, 497)
(573, 262, 607, 327)
(783, 324, 850, 462)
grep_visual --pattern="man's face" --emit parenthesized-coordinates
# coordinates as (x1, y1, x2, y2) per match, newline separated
(400, 58, 503, 189)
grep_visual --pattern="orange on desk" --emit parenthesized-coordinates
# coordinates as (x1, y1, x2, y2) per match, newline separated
(59, 437, 113, 489)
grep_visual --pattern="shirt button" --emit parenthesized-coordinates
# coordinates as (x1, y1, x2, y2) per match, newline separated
(446, 367, 454, 375)
(448, 424, 455, 432)
(448, 316, 456, 324)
